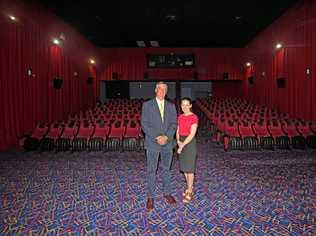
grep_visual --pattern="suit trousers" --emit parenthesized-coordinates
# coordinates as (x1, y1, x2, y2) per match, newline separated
(146, 149, 173, 197)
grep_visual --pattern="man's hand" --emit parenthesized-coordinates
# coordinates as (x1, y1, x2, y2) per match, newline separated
(156, 135, 168, 145)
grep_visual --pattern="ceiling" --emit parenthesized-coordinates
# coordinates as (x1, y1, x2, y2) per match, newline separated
(38, 0, 300, 48)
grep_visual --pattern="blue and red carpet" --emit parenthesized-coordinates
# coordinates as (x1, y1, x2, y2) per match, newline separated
(1, 139, 315, 235)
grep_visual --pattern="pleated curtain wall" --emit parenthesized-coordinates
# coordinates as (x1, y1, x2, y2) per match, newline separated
(242, 0, 316, 120)
(0, 0, 99, 150)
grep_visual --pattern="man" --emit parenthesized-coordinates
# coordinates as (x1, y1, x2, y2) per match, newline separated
(141, 82, 177, 211)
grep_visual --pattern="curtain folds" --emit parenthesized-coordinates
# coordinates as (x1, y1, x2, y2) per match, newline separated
(242, 0, 316, 120)
(0, 0, 98, 150)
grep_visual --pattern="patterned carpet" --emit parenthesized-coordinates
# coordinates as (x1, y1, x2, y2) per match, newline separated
(1, 139, 316, 235)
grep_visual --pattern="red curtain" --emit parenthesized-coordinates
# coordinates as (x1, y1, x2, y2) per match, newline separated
(212, 81, 243, 98)
(0, 0, 98, 150)
(242, 0, 316, 120)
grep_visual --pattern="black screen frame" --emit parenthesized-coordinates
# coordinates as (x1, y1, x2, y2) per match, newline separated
(147, 54, 195, 69)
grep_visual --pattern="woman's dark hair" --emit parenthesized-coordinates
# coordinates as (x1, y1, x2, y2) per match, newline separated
(180, 97, 193, 112)
(180, 97, 192, 105)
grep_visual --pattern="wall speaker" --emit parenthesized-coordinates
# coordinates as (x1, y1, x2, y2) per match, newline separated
(277, 78, 286, 88)
(53, 77, 63, 89)
(87, 77, 93, 85)
(223, 72, 229, 80)
(112, 72, 118, 80)
(248, 76, 254, 85)
(144, 72, 148, 79)
(193, 72, 198, 80)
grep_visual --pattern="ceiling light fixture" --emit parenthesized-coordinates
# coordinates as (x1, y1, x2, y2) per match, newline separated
(9, 15, 16, 21)
(276, 43, 283, 49)
(52, 38, 60, 45)
(306, 68, 311, 76)
(136, 41, 146, 47)
(166, 14, 176, 22)
(150, 41, 159, 47)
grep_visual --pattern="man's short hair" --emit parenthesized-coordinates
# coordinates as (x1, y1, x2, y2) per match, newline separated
(155, 81, 168, 90)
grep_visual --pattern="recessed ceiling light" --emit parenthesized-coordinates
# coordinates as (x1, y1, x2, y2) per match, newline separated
(9, 15, 16, 21)
(95, 16, 103, 22)
(306, 68, 311, 75)
(166, 14, 176, 22)
(53, 38, 60, 45)
(276, 43, 283, 49)
(136, 41, 146, 47)
(246, 62, 251, 67)
(150, 41, 159, 47)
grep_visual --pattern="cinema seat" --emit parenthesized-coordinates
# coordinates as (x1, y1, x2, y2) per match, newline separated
(122, 120, 141, 151)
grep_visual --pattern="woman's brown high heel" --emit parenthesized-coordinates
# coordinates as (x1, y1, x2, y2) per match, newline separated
(183, 191, 193, 203)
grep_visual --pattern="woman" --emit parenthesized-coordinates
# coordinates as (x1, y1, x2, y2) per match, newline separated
(177, 97, 198, 203)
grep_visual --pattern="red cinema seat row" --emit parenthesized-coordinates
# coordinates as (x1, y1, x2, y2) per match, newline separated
(238, 120, 259, 150)
(281, 119, 305, 149)
(55, 121, 79, 152)
(39, 122, 64, 151)
(72, 122, 95, 151)
(123, 120, 142, 151)
(106, 120, 126, 151)
(223, 120, 242, 151)
(21, 123, 49, 151)
(252, 120, 274, 150)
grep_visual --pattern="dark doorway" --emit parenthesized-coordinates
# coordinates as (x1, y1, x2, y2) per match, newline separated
(105, 81, 130, 99)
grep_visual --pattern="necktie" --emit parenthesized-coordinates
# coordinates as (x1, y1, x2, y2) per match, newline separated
(159, 101, 164, 121)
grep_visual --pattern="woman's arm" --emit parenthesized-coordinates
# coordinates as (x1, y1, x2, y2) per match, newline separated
(176, 126, 183, 146)
(181, 124, 198, 147)
(176, 126, 180, 142)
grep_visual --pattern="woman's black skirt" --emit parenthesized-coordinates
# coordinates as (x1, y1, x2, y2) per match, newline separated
(179, 136, 197, 173)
